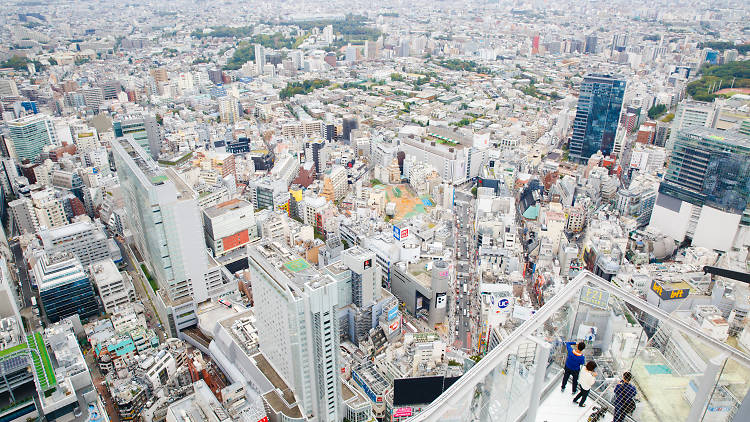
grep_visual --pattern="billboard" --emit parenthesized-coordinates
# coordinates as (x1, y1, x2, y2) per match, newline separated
(352, 370, 378, 402)
(393, 408, 413, 418)
(393, 225, 409, 241)
(364, 258, 372, 270)
(650, 280, 689, 301)
(435, 293, 447, 309)
(389, 318, 401, 332)
(579, 286, 609, 309)
(222, 229, 249, 251)
(388, 306, 399, 321)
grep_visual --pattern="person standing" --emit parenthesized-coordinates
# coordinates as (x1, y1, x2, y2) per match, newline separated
(613, 372, 637, 422)
(561, 341, 586, 394)
(573, 361, 597, 407)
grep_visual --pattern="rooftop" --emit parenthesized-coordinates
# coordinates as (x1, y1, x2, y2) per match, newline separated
(249, 240, 337, 292)
(252, 353, 302, 419)
(203, 198, 253, 218)
(164, 167, 196, 201)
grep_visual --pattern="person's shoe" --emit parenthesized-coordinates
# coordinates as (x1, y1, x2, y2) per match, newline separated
(561, 387, 565, 393)
(578, 404, 586, 408)
(571, 389, 577, 395)
(572, 399, 578, 404)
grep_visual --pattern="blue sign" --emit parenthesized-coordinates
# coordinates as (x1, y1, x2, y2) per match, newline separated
(352, 370, 377, 402)
(388, 306, 398, 321)
(498, 298, 509, 309)
(393, 226, 409, 241)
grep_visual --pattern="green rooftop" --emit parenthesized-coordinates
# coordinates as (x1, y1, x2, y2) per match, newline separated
(0, 333, 57, 391)
(284, 258, 311, 273)
(150, 175, 168, 185)
(0, 342, 27, 358)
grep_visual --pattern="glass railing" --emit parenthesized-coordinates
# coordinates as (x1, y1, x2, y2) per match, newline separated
(408, 271, 750, 422)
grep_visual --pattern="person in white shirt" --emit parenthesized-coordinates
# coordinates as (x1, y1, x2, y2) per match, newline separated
(573, 361, 597, 407)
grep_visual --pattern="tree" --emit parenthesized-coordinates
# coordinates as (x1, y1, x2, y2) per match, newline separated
(647, 104, 667, 119)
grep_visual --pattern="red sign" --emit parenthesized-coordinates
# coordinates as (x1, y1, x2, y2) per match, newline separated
(222, 229, 249, 251)
(393, 408, 412, 418)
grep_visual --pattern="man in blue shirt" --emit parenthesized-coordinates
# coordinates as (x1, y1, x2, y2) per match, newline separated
(561, 341, 586, 394)
(613, 372, 637, 422)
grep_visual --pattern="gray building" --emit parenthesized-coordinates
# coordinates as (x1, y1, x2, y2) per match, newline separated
(390, 258, 450, 327)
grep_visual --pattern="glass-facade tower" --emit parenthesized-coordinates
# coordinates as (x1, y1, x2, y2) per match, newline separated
(570, 74, 626, 161)
(33, 252, 98, 323)
(660, 127, 750, 223)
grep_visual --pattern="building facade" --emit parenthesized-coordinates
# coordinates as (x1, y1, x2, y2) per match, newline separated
(569, 74, 626, 161)
(7, 114, 58, 162)
(247, 241, 341, 422)
(34, 252, 99, 322)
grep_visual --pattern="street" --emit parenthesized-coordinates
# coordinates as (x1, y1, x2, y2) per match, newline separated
(451, 193, 480, 353)
(11, 240, 33, 307)
(116, 239, 167, 343)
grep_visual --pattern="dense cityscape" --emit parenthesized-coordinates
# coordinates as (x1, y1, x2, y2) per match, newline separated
(0, 1, 749, 421)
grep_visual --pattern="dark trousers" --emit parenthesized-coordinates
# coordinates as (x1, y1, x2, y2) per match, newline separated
(561, 367, 579, 392)
(573, 388, 590, 405)
(613, 407, 626, 422)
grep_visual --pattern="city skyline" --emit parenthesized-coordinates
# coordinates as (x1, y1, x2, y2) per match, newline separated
(0, 1, 748, 422)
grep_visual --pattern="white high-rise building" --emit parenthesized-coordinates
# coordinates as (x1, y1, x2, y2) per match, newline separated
(6, 114, 58, 162)
(255, 44, 265, 74)
(341, 246, 379, 308)
(666, 100, 718, 151)
(38, 220, 111, 267)
(30, 189, 67, 230)
(90, 259, 135, 314)
(323, 25, 334, 44)
(0, 79, 19, 97)
(329, 165, 348, 200)
(247, 241, 341, 422)
(218, 95, 240, 124)
(112, 136, 225, 335)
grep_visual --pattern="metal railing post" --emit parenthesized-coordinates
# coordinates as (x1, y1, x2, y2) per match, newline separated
(686, 353, 726, 422)
(526, 339, 551, 422)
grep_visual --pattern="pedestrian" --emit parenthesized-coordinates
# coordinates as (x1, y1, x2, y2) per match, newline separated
(573, 361, 597, 407)
(561, 340, 586, 394)
(613, 372, 637, 422)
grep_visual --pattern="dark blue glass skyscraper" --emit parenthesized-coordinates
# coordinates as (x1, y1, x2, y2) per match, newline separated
(569, 74, 626, 161)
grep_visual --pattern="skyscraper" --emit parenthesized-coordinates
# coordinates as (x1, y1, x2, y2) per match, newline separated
(113, 113, 163, 160)
(650, 127, 750, 251)
(584, 35, 598, 54)
(255, 44, 265, 73)
(33, 251, 99, 323)
(569, 74, 626, 161)
(341, 246, 379, 308)
(247, 240, 341, 422)
(665, 100, 718, 152)
(611, 33, 629, 54)
(112, 136, 224, 335)
(7, 114, 58, 162)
